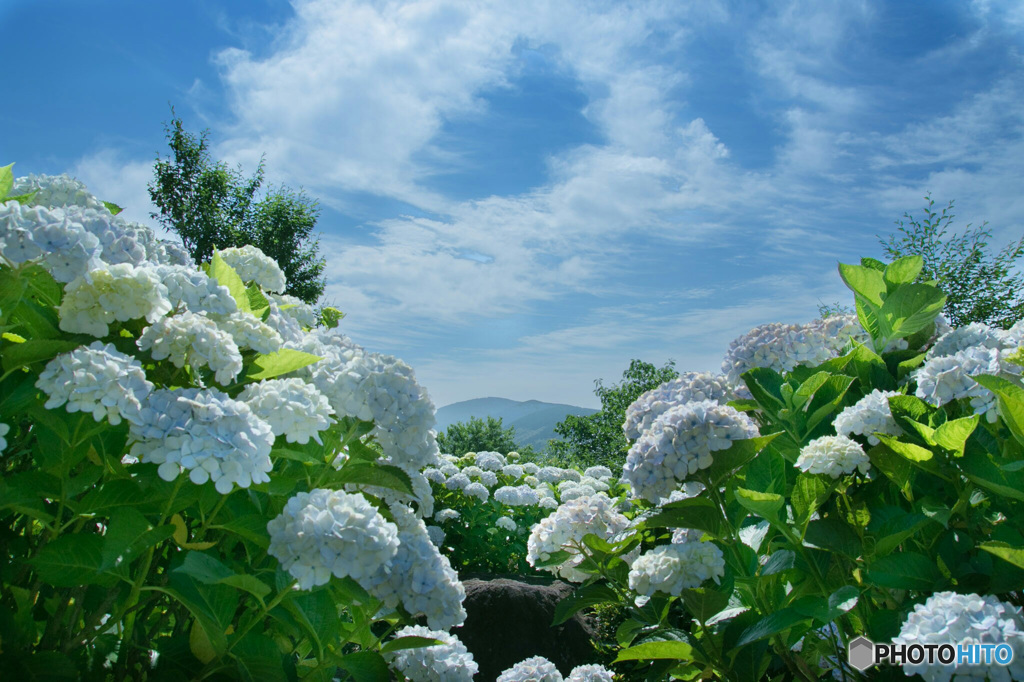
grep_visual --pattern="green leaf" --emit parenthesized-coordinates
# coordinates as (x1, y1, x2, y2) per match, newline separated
(1, 338, 83, 373)
(804, 375, 856, 432)
(979, 541, 1024, 570)
(3, 191, 38, 205)
(614, 641, 695, 663)
(933, 415, 980, 456)
(871, 511, 929, 556)
(866, 552, 943, 591)
(246, 283, 270, 318)
(156, 573, 238, 659)
(855, 297, 881, 343)
(792, 586, 859, 624)
(642, 497, 726, 538)
(742, 368, 786, 411)
(791, 474, 832, 528)
(320, 306, 344, 329)
(792, 372, 831, 409)
(380, 636, 444, 655)
(245, 349, 322, 380)
(334, 650, 389, 682)
(174, 551, 235, 584)
(733, 488, 784, 522)
(681, 585, 732, 624)
(867, 445, 913, 498)
(861, 257, 886, 271)
(759, 550, 795, 577)
(29, 534, 104, 586)
(839, 262, 886, 306)
(704, 434, 780, 486)
(744, 445, 788, 496)
(552, 583, 618, 626)
(533, 549, 572, 569)
(875, 434, 934, 463)
(78, 478, 147, 514)
(0, 162, 13, 200)
(99, 508, 169, 572)
(232, 632, 287, 682)
(212, 515, 270, 549)
(804, 519, 861, 559)
(101, 200, 123, 216)
(883, 255, 924, 289)
(973, 374, 1024, 445)
(959, 446, 1024, 502)
(877, 284, 946, 341)
(736, 608, 812, 647)
(331, 462, 414, 496)
(209, 250, 251, 313)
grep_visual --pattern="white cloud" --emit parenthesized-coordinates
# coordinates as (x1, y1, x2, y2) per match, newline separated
(70, 150, 171, 238)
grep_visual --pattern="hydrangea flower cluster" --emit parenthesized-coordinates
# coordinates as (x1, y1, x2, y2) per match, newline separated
(566, 664, 615, 682)
(527, 493, 633, 582)
(128, 388, 274, 493)
(10, 173, 110, 213)
(238, 378, 335, 444)
(364, 505, 466, 629)
(464, 481, 489, 502)
(154, 264, 237, 315)
(474, 451, 506, 470)
(833, 389, 903, 445)
(268, 292, 318, 327)
(59, 263, 172, 337)
(927, 322, 1010, 359)
(914, 346, 1010, 422)
(0, 202, 102, 282)
(722, 316, 865, 386)
(137, 312, 243, 385)
(628, 541, 725, 597)
(795, 435, 870, 479)
(893, 592, 1024, 681)
(494, 485, 541, 507)
(622, 400, 759, 502)
(217, 244, 287, 293)
(266, 489, 400, 590)
(497, 656, 563, 682)
(36, 342, 153, 425)
(383, 625, 478, 682)
(496, 516, 516, 531)
(213, 311, 283, 354)
(624, 371, 736, 440)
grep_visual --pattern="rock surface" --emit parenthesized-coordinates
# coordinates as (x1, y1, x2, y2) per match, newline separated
(456, 577, 598, 682)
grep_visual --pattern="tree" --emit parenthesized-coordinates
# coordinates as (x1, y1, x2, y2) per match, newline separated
(437, 416, 537, 458)
(547, 359, 679, 471)
(879, 196, 1024, 329)
(148, 113, 326, 303)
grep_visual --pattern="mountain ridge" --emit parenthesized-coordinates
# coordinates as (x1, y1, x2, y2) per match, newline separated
(435, 397, 599, 453)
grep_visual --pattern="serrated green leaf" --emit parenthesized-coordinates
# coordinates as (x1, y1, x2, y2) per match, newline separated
(759, 550, 795, 577)
(232, 632, 287, 682)
(974, 374, 1024, 445)
(861, 257, 886, 272)
(380, 636, 444, 654)
(334, 650, 389, 682)
(704, 434, 780, 486)
(734, 488, 784, 521)
(614, 640, 695, 663)
(839, 262, 886, 306)
(866, 552, 943, 591)
(245, 283, 270, 318)
(791, 474, 832, 528)
(331, 462, 414, 495)
(979, 541, 1024, 570)
(736, 608, 811, 647)
(320, 306, 344, 329)
(29, 534, 104, 586)
(883, 255, 924, 289)
(101, 200, 123, 216)
(533, 549, 572, 569)
(877, 283, 946, 341)
(552, 582, 618, 626)
(642, 497, 726, 538)
(933, 415, 980, 457)
(1, 338, 83, 373)
(245, 349, 322, 380)
(0, 163, 13, 200)
(876, 434, 934, 463)
(209, 250, 251, 313)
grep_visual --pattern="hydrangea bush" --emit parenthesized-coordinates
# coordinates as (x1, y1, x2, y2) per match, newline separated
(531, 255, 1024, 681)
(0, 166, 468, 680)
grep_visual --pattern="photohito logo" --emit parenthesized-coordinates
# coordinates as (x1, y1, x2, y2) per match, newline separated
(847, 636, 1015, 672)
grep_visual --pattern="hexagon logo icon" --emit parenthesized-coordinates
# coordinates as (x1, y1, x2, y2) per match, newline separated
(848, 636, 875, 671)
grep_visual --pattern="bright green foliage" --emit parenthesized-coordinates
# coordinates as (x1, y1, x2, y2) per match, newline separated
(436, 416, 538, 459)
(149, 114, 326, 304)
(548, 359, 679, 471)
(879, 196, 1024, 328)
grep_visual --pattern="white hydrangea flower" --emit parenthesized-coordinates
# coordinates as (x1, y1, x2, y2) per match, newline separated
(464, 482, 489, 502)
(0, 202, 103, 282)
(137, 312, 243, 385)
(893, 592, 1024, 682)
(527, 493, 634, 582)
(426, 525, 446, 547)
(497, 656, 563, 682)
(445, 473, 470, 491)
(439, 463, 460, 477)
(61, 206, 147, 266)
(914, 346, 1011, 422)
(537, 466, 570, 484)
(59, 263, 172, 337)
(624, 371, 736, 440)
(494, 485, 540, 507)
(583, 465, 613, 480)
(475, 451, 507, 470)
(622, 400, 759, 502)
(833, 389, 903, 445)
(795, 435, 870, 479)
(524, 475, 540, 487)
(213, 311, 283, 354)
(153, 264, 237, 315)
(263, 301, 306, 345)
(129, 388, 274, 494)
(671, 527, 704, 544)
(496, 516, 516, 531)
(560, 484, 597, 502)
(217, 245, 287, 293)
(567, 664, 614, 682)
(365, 505, 467, 629)
(523, 462, 540, 475)
(434, 509, 460, 523)
(268, 292, 318, 327)
(480, 470, 498, 487)
(628, 542, 725, 597)
(462, 465, 484, 479)
(266, 488, 399, 590)
(307, 337, 438, 472)
(0, 422, 9, 453)
(36, 341, 153, 425)
(502, 464, 525, 478)
(579, 475, 610, 492)
(424, 467, 447, 484)
(9, 173, 108, 212)
(927, 323, 1009, 359)
(384, 625, 478, 682)
(557, 480, 580, 493)
(238, 378, 334, 444)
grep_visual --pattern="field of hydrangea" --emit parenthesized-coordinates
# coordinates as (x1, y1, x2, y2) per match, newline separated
(4, 164, 1024, 681)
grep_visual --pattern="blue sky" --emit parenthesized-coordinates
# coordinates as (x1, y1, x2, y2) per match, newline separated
(3, 0, 1024, 409)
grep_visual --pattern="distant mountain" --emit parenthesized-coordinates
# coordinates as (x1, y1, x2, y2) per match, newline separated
(435, 397, 599, 453)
